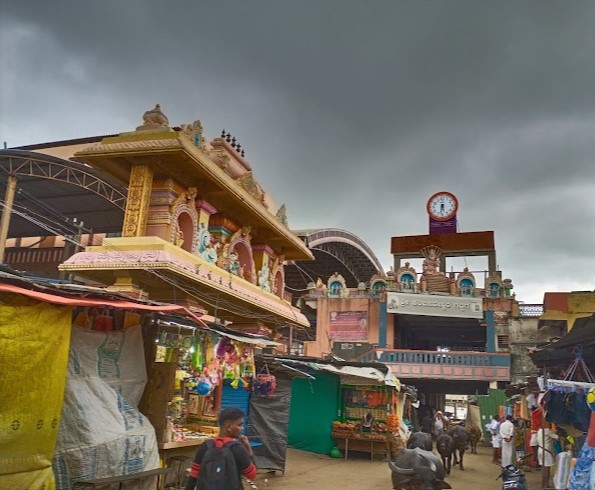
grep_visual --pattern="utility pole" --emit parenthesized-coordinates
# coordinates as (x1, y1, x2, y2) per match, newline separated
(0, 174, 17, 264)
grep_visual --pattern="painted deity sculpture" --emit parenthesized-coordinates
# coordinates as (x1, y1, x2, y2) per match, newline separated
(419, 245, 456, 294)
(422, 246, 441, 275)
(258, 261, 271, 292)
(228, 251, 241, 276)
(197, 223, 218, 263)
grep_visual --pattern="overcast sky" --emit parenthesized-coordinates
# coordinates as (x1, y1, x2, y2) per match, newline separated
(2, 1, 595, 304)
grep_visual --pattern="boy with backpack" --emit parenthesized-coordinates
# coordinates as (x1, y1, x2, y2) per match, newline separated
(185, 407, 257, 490)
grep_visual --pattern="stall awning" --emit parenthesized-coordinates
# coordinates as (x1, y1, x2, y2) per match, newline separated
(531, 313, 595, 366)
(276, 358, 401, 390)
(0, 279, 209, 326)
(208, 327, 282, 347)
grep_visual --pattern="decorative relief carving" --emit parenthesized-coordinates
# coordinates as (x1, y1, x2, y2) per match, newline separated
(197, 222, 218, 263)
(485, 273, 504, 298)
(396, 262, 417, 292)
(210, 151, 230, 170)
(275, 204, 288, 226)
(169, 187, 197, 212)
(236, 172, 265, 203)
(270, 254, 285, 296)
(257, 260, 271, 292)
(136, 104, 170, 131)
(123, 165, 153, 237)
(419, 245, 456, 294)
(80, 138, 182, 154)
(180, 120, 207, 151)
(456, 267, 476, 296)
(216, 226, 254, 281)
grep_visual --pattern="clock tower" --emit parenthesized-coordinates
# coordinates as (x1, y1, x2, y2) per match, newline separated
(427, 191, 458, 235)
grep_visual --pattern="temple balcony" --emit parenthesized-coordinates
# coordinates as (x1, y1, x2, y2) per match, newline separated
(358, 348, 510, 382)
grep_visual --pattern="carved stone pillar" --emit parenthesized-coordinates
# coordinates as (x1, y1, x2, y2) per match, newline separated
(122, 164, 154, 237)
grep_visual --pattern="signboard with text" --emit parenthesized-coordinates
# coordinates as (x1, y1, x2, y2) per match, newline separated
(386, 292, 483, 319)
(429, 217, 457, 235)
(329, 311, 368, 341)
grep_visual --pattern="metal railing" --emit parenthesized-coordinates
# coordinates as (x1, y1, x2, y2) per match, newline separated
(359, 348, 510, 367)
(518, 304, 544, 317)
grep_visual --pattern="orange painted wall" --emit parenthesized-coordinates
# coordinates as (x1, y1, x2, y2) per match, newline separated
(304, 296, 381, 357)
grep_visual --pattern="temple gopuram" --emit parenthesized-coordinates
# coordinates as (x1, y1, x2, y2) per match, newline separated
(2, 104, 313, 335)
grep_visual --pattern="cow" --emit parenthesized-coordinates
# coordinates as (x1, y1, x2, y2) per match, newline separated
(407, 431, 433, 451)
(388, 447, 452, 490)
(466, 424, 482, 455)
(448, 425, 470, 471)
(435, 433, 454, 475)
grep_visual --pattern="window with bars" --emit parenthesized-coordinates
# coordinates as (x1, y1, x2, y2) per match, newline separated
(497, 335, 510, 349)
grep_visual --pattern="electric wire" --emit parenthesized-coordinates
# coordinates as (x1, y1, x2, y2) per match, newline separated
(1, 200, 305, 325)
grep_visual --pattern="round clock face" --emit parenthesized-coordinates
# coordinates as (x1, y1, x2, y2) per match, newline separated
(427, 192, 458, 221)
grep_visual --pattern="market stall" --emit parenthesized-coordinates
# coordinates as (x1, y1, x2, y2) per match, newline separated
(275, 356, 403, 460)
(332, 383, 400, 460)
(138, 318, 279, 469)
(0, 272, 209, 489)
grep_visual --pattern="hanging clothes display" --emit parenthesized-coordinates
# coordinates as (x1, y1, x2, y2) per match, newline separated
(562, 350, 595, 490)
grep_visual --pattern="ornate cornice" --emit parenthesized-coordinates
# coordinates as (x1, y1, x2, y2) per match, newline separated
(79, 138, 183, 154)
(60, 246, 308, 326)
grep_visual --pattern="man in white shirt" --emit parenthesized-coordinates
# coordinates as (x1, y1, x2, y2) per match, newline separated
(499, 415, 515, 467)
(486, 414, 501, 464)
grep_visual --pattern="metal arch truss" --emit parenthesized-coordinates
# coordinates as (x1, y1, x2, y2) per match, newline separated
(0, 152, 127, 210)
(297, 228, 385, 275)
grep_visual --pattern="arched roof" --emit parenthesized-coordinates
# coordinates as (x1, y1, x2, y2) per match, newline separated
(0, 149, 127, 238)
(285, 228, 385, 294)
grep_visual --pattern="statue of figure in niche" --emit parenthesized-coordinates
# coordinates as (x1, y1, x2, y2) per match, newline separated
(174, 227, 184, 248)
(228, 250, 241, 275)
(197, 223, 217, 263)
(419, 245, 456, 294)
(421, 245, 442, 276)
(258, 262, 271, 292)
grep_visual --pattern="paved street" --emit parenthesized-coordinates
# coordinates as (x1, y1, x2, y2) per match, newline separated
(255, 444, 544, 489)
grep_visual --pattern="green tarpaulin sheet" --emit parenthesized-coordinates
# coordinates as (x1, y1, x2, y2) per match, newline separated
(287, 372, 339, 455)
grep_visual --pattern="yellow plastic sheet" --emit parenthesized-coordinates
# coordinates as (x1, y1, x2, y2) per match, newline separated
(0, 296, 72, 489)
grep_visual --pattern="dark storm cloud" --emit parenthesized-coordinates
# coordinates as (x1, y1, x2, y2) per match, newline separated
(2, 1, 595, 302)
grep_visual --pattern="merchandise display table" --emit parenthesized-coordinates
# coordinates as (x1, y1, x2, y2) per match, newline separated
(333, 435, 388, 460)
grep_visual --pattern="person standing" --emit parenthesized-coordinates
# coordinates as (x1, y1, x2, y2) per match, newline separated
(421, 412, 434, 435)
(486, 414, 502, 464)
(499, 415, 515, 468)
(536, 422, 559, 488)
(433, 411, 447, 437)
(185, 407, 257, 490)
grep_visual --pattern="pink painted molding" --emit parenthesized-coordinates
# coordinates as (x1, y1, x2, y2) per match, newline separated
(62, 249, 306, 323)
(196, 199, 218, 215)
(252, 244, 275, 256)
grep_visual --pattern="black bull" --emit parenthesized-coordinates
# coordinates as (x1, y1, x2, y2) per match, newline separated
(407, 431, 433, 451)
(448, 425, 470, 471)
(388, 447, 452, 490)
(436, 434, 454, 475)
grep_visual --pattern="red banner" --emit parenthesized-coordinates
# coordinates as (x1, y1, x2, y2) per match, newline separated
(329, 311, 368, 341)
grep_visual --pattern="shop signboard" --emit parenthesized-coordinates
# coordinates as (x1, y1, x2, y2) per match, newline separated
(329, 311, 368, 341)
(386, 292, 483, 319)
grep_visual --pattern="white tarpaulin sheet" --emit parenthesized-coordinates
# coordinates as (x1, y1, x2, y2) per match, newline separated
(53, 325, 159, 489)
(279, 359, 401, 389)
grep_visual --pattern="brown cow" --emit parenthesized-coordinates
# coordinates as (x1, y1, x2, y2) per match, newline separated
(466, 424, 482, 455)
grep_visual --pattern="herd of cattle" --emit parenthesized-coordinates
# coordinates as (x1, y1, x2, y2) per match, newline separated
(388, 423, 483, 490)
